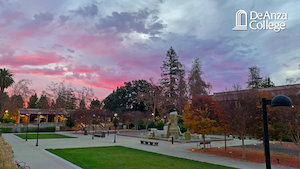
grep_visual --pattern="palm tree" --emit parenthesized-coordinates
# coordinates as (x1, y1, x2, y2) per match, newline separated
(0, 68, 14, 113)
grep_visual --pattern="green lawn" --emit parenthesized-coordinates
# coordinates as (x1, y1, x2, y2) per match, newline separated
(15, 133, 77, 139)
(47, 146, 234, 169)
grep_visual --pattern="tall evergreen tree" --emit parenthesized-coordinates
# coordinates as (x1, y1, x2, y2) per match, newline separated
(188, 58, 211, 97)
(177, 67, 188, 114)
(90, 98, 101, 110)
(28, 93, 38, 108)
(246, 66, 263, 89)
(260, 76, 275, 88)
(37, 94, 50, 109)
(79, 99, 86, 110)
(160, 47, 184, 98)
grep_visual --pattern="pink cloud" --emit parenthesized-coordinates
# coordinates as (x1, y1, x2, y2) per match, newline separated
(13, 66, 66, 76)
(282, 63, 289, 68)
(0, 52, 64, 67)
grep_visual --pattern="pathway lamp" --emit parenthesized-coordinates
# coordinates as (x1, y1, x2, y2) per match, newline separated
(114, 113, 118, 143)
(36, 112, 41, 146)
(262, 95, 292, 169)
(25, 113, 30, 141)
(92, 114, 95, 139)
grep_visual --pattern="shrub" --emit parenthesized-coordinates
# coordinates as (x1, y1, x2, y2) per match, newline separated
(178, 123, 187, 133)
(65, 116, 75, 129)
(129, 123, 134, 129)
(28, 128, 38, 132)
(177, 118, 187, 133)
(0, 137, 18, 169)
(156, 122, 165, 130)
(281, 136, 292, 142)
(138, 121, 146, 130)
(43, 126, 56, 132)
(0, 128, 13, 133)
(0, 114, 16, 123)
(148, 122, 156, 128)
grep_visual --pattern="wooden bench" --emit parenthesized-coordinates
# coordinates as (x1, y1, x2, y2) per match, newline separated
(16, 161, 30, 169)
(140, 140, 159, 146)
(197, 141, 211, 149)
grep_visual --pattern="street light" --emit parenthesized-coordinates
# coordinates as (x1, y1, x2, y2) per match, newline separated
(36, 112, 41, 146)
(262, 95, 292, 169)
(92, 114, 95, 139)
(5, 110, 8, 113)
(114, 113, 118, 143)
(25, 113, 30, 141)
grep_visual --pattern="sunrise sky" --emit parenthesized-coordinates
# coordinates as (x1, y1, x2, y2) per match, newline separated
(1, 0, 300, 100)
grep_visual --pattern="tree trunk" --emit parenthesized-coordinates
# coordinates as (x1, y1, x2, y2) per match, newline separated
(225, 133, 227, 150)
(280, 138, 282, 145)
(153, 106, 156, 122)
(298, 145, 300, 169)
(203, 135, 206, 152)
(242, 135, 246, 158)
(0, 91, 3, 114)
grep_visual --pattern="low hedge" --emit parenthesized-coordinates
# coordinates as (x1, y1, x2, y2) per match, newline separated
(27, 126, 56, 132)
(11, 126, 56, 133)
(0, 128, 13, 133)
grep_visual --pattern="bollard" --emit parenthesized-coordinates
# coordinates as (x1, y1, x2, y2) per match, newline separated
(83, 127, 87, 135)
(172, 136, 173, 144)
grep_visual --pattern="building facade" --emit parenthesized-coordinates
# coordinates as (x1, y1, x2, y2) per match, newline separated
(16, 108, 66, 124)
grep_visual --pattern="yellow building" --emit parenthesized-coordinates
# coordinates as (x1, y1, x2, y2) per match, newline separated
(16, 108, 66, 124)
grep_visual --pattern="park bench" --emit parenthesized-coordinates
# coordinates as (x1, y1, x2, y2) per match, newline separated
(140, 140, 159, 146)
(197, 141, 211, 149)
(16, 161, 30, 169)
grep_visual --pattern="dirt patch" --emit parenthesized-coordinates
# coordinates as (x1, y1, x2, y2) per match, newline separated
(188, 147, 299, 168)
(271, 142, 298, 150)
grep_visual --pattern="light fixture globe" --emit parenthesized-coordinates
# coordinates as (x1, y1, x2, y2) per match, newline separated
(271, 95, 292, 107)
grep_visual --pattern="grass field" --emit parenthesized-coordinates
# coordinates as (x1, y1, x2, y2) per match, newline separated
(47, 146, 234, 169)
(15, 133, 77, 139)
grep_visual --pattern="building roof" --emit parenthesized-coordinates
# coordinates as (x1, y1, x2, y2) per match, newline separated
(213, 84, 300, 101)
(18, 108, 67, 115)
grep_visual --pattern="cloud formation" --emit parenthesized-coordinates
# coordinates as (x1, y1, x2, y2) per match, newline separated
(0, 0, 299, 99)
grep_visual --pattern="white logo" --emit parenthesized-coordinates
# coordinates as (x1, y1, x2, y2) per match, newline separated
(232, 10, 247, 30)
(232, 10, 288, 32)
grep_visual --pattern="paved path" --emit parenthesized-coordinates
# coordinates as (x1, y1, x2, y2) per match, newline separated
(3, 132, 296, 169)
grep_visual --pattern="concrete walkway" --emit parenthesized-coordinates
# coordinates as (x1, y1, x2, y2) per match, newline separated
(3, 132, 295, 169)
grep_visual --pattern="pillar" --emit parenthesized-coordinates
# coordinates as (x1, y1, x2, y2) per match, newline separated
(17, 112, 20, 124)
(46, 115, 48, 123)
(55, 114, 58, 123)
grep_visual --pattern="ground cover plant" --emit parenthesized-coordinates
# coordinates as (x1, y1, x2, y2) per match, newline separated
(188, 146, 298, 168)
(15, 133, 76, 139)
(47, 146, 234, 169)
(0, 137, 18, 169)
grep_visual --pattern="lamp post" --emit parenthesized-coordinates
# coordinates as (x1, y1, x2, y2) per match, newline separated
(92, 114, 95, 139)
(262, 95, 292, 169)
(25, 113, 30, 141)
(36, 112, 41, 146)
(114, 113, 118, 143)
